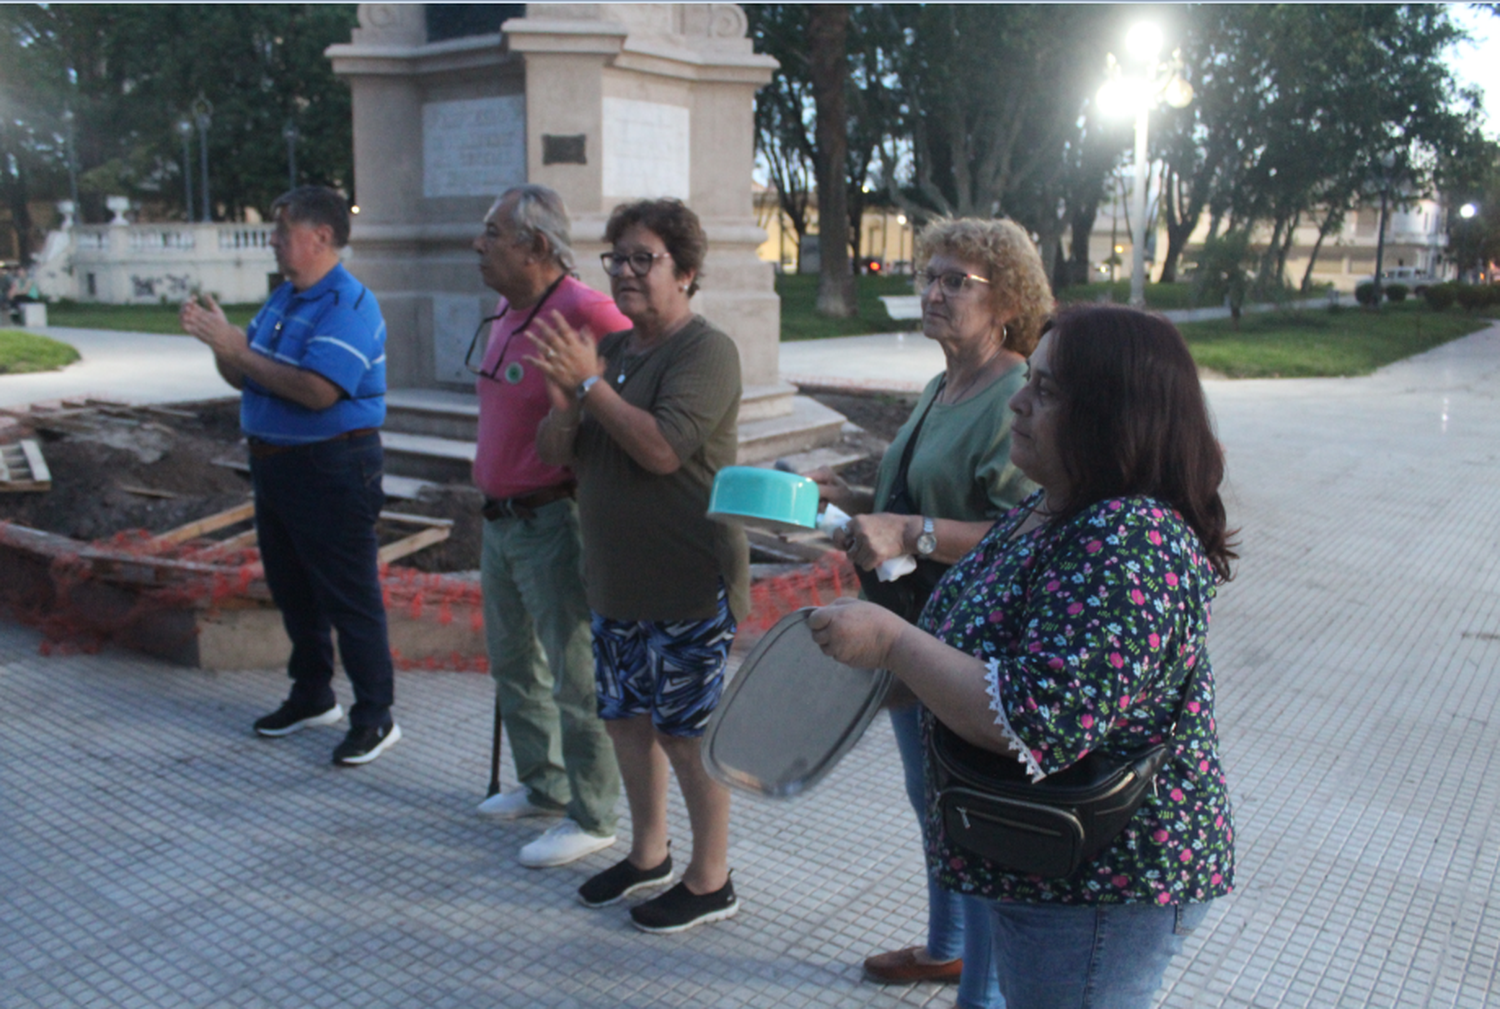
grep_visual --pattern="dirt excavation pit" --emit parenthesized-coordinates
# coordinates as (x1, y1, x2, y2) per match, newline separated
(0, 389, 916, 570)
(0, 397, 483, 574)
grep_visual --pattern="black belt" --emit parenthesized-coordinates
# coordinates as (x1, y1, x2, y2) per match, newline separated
(482, 482, 576, 521)
(247, 428, 378, 459)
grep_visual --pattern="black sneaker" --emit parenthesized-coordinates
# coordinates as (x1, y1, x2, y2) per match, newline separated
(629, 875, 738, 934)
(253, 700, 344, 737)
(332, 722, 402, 766)
(577, 852, 674, 908)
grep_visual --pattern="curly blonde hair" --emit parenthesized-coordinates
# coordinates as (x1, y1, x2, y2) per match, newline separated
(915, 217, 1054, 356)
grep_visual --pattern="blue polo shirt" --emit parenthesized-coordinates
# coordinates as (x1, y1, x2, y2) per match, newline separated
(241, 263, 387, 445)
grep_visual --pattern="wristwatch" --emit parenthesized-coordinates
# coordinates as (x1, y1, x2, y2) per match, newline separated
(915, 516, 937, 557)
(576, 375, 600, 401)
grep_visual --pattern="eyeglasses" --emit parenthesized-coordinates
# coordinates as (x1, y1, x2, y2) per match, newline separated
(601, 250, 671, 278)
(921, 269, 991, 294)
(463, 312, 511, 380)
(463, 274, 567, 382)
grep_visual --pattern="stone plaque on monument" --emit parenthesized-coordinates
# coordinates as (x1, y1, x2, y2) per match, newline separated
(422, 95, 526, 199)
(431, 294, 484, 385)
(602, 97, 690, 200)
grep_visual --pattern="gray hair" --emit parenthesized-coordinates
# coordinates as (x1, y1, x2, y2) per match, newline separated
(494, 184, 576, 271)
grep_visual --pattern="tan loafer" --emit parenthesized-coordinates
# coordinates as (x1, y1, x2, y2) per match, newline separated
(863, 945, 963, 984)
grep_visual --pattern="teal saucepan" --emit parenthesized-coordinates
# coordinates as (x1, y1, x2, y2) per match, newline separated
(706, 466, 819, 532)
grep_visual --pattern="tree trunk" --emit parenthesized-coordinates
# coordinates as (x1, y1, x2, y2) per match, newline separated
(809, 5, 856, 318)
(1299, 204, 1342, 292)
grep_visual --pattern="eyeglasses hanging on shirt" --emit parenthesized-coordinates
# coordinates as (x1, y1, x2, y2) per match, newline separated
(463, 273, 569, 384)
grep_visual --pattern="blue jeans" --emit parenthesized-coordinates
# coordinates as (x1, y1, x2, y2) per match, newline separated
(251, 432, 394, 729)
(889, 705, 1002, 1009)
(982, 901, 1210, 1009)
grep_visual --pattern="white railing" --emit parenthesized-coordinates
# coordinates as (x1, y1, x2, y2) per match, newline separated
(35, 221, 278, 304)
(218, 227, 273, 251)
(129, 229, 198, 252)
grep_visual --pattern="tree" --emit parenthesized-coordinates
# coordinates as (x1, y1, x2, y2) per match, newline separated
(1155, 5, 1482, 288)
(0, 4, 358, 234)
(808, 5, 856, 317)
(747, 5, 815, 261)
(1193, 230, 1253, 329)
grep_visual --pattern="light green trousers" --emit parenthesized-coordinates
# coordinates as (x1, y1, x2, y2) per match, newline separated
(481, 499, 620, 835)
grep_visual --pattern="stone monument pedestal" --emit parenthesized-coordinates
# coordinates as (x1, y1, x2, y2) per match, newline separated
(327, 3, 846, 465)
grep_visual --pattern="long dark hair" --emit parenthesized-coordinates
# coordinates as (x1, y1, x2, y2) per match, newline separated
(1045, 305, 1237, 581)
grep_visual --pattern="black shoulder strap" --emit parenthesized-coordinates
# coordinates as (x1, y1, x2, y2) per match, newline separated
(886, 377, 945, 513)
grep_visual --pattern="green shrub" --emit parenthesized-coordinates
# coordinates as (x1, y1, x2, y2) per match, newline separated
(1455, 284, 1490, 311)
(1385, 283, 1409, 302)
(1354, 281, 1379, 306)
(1424, 283, 1457, 311)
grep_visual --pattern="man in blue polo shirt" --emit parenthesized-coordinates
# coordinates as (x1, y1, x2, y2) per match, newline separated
(180, 185, 400, 767)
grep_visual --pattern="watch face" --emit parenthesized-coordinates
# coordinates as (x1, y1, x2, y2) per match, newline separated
(917, 531, 937, 555)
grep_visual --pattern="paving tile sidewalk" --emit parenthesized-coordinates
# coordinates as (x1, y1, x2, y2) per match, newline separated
(3, 324, 1500, 1007)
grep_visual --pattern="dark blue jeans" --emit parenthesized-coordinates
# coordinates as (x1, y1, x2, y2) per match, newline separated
(251, 432, 394, 729)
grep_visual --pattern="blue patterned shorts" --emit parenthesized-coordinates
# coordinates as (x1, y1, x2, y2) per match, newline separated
(591, 583, 737, 737)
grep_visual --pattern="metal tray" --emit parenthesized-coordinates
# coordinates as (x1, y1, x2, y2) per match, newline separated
(703, 608, 891, 798)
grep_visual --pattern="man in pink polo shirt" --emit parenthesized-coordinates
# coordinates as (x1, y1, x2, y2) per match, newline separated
(470, 185, 628, 868)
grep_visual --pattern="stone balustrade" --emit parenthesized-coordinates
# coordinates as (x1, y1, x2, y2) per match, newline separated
(33, 217, 279, 306)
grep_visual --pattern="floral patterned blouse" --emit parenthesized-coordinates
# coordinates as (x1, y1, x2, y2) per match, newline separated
(919, 492, 1235, 905)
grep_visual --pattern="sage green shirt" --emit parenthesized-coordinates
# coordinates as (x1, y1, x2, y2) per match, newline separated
(573, 316, 751, 622)
(872, 363, 1035, 521)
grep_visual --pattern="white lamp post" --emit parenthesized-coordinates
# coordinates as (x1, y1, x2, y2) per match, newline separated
(1098, 24, 1193, 308)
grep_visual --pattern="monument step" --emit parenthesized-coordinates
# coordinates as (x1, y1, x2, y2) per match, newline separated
(380, 393, 848, 483)
(736, 396, 847, 466)
(385, 388, 481, 442)
(384, 382, 796, 442)
(380, 431, 476, 484)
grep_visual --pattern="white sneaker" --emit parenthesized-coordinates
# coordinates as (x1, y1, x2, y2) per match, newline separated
(475, 787, 565, 820)
(518, 819, 617, 868)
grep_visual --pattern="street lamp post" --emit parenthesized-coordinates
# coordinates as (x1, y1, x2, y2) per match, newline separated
(1098, 24, 1193, 308)
(61, 108, 80, 225)
(192, 94, 213, 223)
(1459, 202, 1479, 283)
(177, 118, 194, 222)
(282, 121, 299, 191)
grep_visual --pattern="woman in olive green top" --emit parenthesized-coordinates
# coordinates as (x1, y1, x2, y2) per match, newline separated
(529, 198, 748, 935)
(811, 217, 1052, 1007)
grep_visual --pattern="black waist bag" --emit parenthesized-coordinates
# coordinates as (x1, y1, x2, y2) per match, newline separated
(929, 659, 1197, 878)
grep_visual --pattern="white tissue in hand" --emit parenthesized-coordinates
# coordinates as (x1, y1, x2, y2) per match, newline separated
(819, 503, 917, 581)
(817, 503, 852, 534)
(876, 554, 917, 581)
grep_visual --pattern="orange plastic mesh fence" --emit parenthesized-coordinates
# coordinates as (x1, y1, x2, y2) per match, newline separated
(2, 522, 857, 671)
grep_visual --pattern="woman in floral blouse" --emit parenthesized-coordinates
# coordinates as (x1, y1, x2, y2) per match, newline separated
(811, 305, 1235, 1009)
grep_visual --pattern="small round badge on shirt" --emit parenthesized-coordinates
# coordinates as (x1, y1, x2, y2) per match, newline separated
(504, 362, 524, 384)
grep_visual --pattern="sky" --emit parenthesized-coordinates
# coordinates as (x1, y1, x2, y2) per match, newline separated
(1448, 4, 1500, 133)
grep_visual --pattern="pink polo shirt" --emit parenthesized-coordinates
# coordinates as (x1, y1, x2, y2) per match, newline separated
(472, 275, 630, 500)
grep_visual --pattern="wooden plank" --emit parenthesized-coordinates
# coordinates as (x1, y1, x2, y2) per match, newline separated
(143, 405, 200, 419)
(378, 510, 454, 528)
(744, 527, 835, 564)
(19, 441, 49, 485)
(376, 526, 450, 565)
(119, 483, 178, 499)
(154, 500, 255, 546)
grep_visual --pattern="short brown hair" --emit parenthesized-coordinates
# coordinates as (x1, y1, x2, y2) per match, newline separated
(1045, 305, 1236, 581)
(603, 198, 707, 295)
(271, 186, 351, 248)
(915, 218, 1053, 356)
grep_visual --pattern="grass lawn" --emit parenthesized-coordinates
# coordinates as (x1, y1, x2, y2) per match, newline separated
(777, 273, 921, 341)
(1179, 302, 1495, 378)
(0, 329, 82, 373)
(45, 301, 260, 335)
